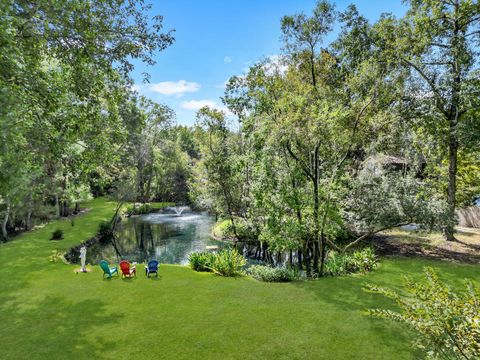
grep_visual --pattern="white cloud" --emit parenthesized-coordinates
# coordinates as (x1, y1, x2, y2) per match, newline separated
(224, 56, 232, 64)
(149, 80, 200, 96)
(181, 99, 217, 111)
(181, 99, 232, 115)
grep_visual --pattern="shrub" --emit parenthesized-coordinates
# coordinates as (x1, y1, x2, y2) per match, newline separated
(188, 251, 214, 272)
(325, 247, 378, 276)
(346, 247, 378, 273)
(212, 218, 256, 240)
(50, 229, 64, 240)
(324, 252, 348, 276)
(247, 265, 297, 282)
(210, 248, 246, 277)
(125, 203, 152, 216)
(189, 248, 247, 277)
(365, 267, 480, 360)
(211, 220, 230, 239)
(98, 221, 113, 244)
(48, 250, 67, 263)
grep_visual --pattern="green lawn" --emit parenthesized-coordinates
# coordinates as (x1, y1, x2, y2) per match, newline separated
(0, 198, 479, 359)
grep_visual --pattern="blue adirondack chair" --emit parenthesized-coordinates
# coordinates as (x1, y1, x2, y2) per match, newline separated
(99, 260, 119, 278)
(145, 260, 159, 277)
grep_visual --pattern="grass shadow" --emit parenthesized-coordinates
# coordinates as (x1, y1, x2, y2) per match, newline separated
(1, 296, 123, 359)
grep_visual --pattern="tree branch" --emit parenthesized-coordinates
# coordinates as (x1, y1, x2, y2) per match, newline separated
(401, 57, 449, 117)
(285, 142, 314, 180)
(342, 222, 411, 252)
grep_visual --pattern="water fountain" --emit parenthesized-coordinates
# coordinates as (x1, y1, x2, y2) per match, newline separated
(85, 206, 220, 265)
(166, 206, 190, 216)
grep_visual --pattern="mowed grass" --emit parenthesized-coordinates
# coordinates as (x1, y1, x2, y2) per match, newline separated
(1, 198, 479, 359)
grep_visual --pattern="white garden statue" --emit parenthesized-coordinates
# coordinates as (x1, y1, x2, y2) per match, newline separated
(79, 246, 87, 272)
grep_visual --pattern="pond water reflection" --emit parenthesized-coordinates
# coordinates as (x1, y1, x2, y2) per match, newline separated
(86, 210, 223, 265)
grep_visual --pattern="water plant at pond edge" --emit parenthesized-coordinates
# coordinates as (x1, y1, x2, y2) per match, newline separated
(188, 251, 215, 272)
(189, 248, 246, 277)
(365, 267, 480, 360)
(210, 248, 246, 276)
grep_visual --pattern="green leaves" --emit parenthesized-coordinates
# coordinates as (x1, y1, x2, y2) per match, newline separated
(366, 267, 480, 359)
(0, 1, 175, 237)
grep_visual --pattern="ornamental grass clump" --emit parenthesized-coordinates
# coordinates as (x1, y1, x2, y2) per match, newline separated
(210, 248, 246, 277)
(189, 248, 246, 277)
(365, 267, 480, 360)
(188, 251, 214, 272)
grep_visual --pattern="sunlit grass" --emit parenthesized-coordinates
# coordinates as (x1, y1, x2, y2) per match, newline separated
(0, 198, 479, 359)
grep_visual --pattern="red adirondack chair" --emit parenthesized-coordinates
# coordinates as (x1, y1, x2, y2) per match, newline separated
(119, 260, 136, 278)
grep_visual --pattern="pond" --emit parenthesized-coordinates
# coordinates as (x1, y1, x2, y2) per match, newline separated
(86, 207, 224, 265)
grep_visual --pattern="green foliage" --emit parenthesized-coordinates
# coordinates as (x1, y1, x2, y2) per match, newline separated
(50, 229, 64, 240)
(189, 248, 246, 277)
(125, 203, 152, 216)
(188, 251, 215, 272)
(345, 161, 455, 234)
(1, 197, 479, 359)
(211, 220, 231, 239)
(247, 265, 297, 282)
(210, 248, 246, 277)
(212, 219, 255, 241)
(48, 250, 67, 263)
(97, 220, 113, 245)
(0, 0, 175, 238)
(365, 267, 480, 360)
(325, 248, 378, 276)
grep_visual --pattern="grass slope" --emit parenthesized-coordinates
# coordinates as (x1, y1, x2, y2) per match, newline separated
(0, 198, 479, 359)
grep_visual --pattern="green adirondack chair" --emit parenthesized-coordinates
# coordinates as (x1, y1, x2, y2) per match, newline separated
(99, 260, 119, 278)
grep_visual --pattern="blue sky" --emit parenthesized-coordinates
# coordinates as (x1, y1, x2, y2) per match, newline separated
(132, 0, 407, 126)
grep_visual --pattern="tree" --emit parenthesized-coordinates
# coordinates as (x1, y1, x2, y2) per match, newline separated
(0, 0, 175, 238)
(281, 0, 335, 88)
(193, 107, 244, 242)
(385, 0, 480, 240)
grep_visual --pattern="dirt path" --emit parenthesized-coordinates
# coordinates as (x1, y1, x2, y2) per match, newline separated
(371, 227, 480, 264)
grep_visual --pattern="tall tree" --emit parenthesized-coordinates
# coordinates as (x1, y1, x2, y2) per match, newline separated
(390, 0, 480, 240)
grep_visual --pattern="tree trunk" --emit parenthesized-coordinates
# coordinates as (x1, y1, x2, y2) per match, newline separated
(62, 201, 69, 217)
(320, 236, 327, 276)
(24, 193, 33, 231)
(2, 202, 10, 241)
(313, 240, 319, 272)
(444, 6, 461, 242)
(25, 209, 32, 231)
(312, 144, 322, 275)
(145, 176, 152, 202)
(444, 122, 458, 241)
(303, 245, 311, 276)
(54, 194, 60, 218)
